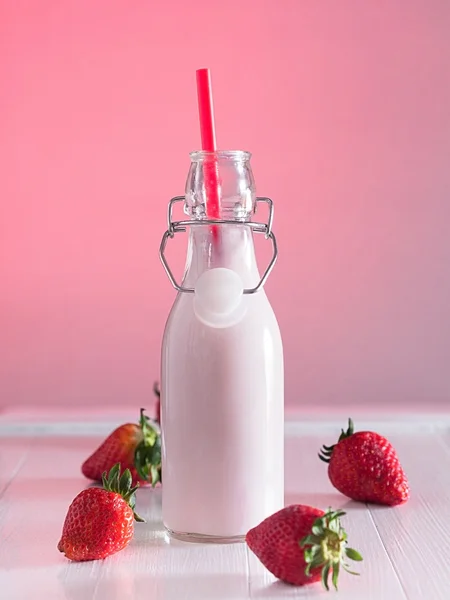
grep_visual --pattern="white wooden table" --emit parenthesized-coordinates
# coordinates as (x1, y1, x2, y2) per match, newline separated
(1, 411, 449, 599)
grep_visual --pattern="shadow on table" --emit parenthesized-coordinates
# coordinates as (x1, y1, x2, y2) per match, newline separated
(250, 579, 327, 597)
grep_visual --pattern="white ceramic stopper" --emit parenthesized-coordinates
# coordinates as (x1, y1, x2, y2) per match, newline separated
(194, 268, 247, 329)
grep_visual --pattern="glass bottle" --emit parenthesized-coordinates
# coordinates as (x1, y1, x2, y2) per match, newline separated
(159, 150, 284, 542)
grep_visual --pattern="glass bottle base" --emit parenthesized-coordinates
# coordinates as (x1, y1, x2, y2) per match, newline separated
(165, 527, 245, 544)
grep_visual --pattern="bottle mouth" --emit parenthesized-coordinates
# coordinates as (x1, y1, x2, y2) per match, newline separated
(189, 150, 251, 162)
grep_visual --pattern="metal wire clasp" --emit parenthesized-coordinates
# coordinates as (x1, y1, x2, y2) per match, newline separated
(159, 196, 278, 295)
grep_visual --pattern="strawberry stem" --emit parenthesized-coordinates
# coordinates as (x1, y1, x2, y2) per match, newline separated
(300, 508, 362, 591)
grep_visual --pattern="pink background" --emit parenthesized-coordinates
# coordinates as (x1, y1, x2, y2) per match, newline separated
(1, 1, 449, 411)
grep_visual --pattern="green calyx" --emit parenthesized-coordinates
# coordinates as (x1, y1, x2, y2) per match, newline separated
(319, 418, 354, 464)
(102, 463, 145, 522)
(300, 508, 362, 591)
(134, 408, 162, 487)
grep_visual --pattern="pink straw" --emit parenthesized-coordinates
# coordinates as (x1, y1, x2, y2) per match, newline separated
(196, 68, 220, 223)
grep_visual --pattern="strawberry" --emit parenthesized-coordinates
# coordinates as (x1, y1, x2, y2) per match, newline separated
(246, 505, 362, 590)
(58, 463, 144, 561)
(153, 382, 161, 424)
(319, 419, 409, 506)
(82, 409, 161, 487)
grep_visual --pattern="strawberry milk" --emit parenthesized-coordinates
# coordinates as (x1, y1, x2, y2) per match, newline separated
(160, 150, 284, 542)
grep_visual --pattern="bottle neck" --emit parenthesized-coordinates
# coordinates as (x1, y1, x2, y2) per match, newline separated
(182, 225, 260, 289)
(185, 151, 255, 221)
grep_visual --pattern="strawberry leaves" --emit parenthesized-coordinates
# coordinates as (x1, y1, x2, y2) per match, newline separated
(300, 509, 362, 591)
(102, 463, 145, 522)
(134, 409, 162, 486)
(319, 418, 354, 463)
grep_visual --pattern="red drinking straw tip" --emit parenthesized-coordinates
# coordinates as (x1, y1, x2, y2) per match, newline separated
(196, 68, 217, 152)
(196, 68, 220, 222)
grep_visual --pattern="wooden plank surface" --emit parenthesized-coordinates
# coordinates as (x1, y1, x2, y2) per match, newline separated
(0, 425, 449, 599)
(366, 434, 450, 600)
(0, 437, 35, 496)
